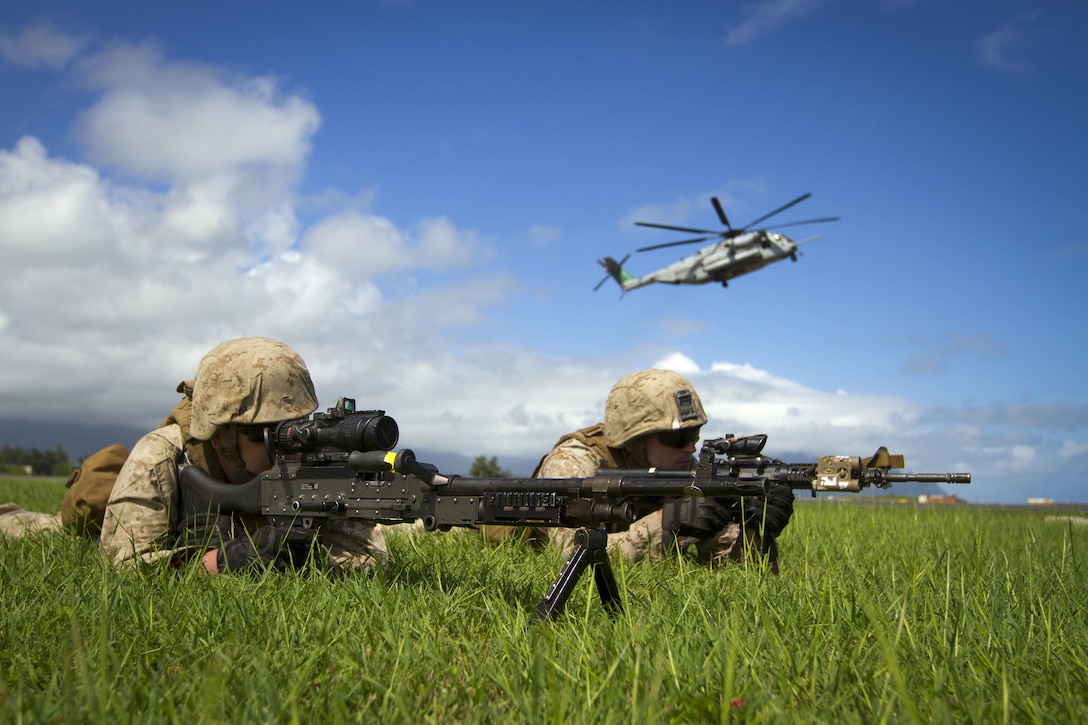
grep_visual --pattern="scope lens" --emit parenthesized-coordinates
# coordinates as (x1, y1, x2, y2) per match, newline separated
(273, 412, 398, 453)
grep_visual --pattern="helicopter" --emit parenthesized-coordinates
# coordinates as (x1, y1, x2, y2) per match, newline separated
(594, 193, 838, 293)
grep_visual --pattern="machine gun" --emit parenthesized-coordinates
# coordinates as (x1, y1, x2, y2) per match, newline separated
(180, 398, 971, 620)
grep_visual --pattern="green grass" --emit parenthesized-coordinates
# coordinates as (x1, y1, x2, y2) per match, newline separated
(2, 478, 1086, 723)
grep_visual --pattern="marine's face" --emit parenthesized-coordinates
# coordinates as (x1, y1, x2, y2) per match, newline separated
(211, 426, 277, 483)
(235, 434, 275, 477)
(642, 430, 698, 471)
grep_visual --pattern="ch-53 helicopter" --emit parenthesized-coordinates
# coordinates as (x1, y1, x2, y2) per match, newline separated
(594, 193, 838, 293)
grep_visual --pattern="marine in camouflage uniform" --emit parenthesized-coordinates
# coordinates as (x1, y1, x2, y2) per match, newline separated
(0, 504, 64, 537)
(2, 337, 387, 574)
(487, 369, 793, 570)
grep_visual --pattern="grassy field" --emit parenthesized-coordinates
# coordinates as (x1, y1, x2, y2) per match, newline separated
(2, 478, 1086, 723)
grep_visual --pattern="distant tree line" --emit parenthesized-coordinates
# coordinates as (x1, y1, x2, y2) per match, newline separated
(0, 445, 73, 476)
(469, 456, 513, 478)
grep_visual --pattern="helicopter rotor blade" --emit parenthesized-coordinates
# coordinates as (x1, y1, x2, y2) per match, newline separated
(636, 236, 715, 253)
(739, 193, 812, 231)
(710, 196, 732, 229)
(635, 221, 719, 235)
(765, 216, 840, 230)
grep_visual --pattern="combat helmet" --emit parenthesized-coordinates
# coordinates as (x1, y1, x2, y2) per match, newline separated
(603, 369, 707, 448)
(190, 337, 318, 441)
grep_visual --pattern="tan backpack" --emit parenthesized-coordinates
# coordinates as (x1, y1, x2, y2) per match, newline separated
(59, 443, 130, 536)
(56, 383, 218, 537)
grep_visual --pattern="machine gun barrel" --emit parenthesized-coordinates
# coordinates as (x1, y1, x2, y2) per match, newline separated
(438, 474, 770, 499)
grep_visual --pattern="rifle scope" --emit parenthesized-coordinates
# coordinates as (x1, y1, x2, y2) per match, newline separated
(273, 398, 399, 454)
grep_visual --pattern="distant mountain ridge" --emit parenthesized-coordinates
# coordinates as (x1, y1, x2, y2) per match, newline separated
(0, 417, 149, 460)
(0, 416, 540, 477)
(1, 417, 951, 497)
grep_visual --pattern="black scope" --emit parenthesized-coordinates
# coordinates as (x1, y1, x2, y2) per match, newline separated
(273, 398, 399, 454)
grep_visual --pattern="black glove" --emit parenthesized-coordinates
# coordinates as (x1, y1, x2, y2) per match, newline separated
(176, 509, 238, 551)
(216, 522, 319, 573)
(738, 485, 795, 538)
(661, 496, 732, 552)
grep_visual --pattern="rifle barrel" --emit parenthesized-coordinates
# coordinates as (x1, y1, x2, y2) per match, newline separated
(885, 472, 971, 484)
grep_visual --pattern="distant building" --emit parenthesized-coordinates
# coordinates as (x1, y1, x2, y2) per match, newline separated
(917, 494, 965, 505)
(1026, 497, 1055, 506)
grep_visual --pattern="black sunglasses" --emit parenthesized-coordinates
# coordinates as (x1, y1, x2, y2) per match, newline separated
(238, 424, 273, 443)
(656, 428, 701, 449)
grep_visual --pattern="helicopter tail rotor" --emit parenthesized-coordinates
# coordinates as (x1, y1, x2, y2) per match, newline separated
(594, 254, 631, 291)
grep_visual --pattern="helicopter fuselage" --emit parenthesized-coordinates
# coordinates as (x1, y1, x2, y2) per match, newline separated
(625, 231, 797, 288)
(595, 191, 835, 294)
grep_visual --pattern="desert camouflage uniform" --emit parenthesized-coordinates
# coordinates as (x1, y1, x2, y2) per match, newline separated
(102, 405, 387, 572)
(2, 380, 388, 573)
(534, 426, 753, 565)
(535, 432, 662, 561)
(0, 505, 63, 537)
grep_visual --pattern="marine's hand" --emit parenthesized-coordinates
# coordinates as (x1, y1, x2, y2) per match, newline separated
(215, 522, 319, 573)
(739, 485, 794, 537)
(662, 495, 732, 550)
(177, 510, 235, 551)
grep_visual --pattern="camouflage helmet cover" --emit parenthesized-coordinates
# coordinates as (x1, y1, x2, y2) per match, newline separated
(189, 337, 319, 441)
(603, 369, 708, 448)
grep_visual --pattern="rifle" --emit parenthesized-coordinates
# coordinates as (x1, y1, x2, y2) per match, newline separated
(180, 398, 970, 620)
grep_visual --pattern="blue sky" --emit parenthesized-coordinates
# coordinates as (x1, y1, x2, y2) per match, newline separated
(1, 1, 1085, 503)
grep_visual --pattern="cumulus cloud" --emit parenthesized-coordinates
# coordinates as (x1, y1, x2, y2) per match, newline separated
(0, 28, 496, 426)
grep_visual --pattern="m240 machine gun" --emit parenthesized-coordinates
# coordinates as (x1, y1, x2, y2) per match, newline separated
(181, 398, 971, 620)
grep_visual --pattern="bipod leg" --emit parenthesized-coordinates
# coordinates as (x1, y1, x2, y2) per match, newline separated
(533, 527, 624, 622)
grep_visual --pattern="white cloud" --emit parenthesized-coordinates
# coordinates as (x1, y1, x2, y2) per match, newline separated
(300, 212, 482, 278)
(653, 351, 700, 375)
(0, 137, 125, 266)
(0, 21, 89, 69)
(72, 43, 320, 184)
(0, 30, 499, 431)
(723, 0, 824, 48)
(976, 13, 1039, 73)
(527, 224, 560, 247)
(1058, 440, 1088, 461)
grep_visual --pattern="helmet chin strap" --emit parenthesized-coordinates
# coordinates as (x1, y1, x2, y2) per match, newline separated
(622, 438, 651, 469)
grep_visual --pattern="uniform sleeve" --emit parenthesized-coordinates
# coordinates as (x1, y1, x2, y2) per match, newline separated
(100, 428, 185, 566)
(536, 439, 602, 479)
(534, 440, 657, 561)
